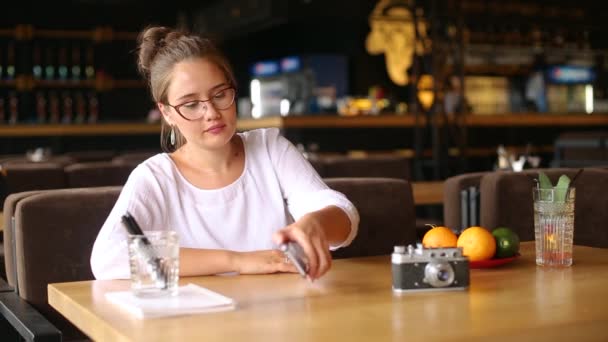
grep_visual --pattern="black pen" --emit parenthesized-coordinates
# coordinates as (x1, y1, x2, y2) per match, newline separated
(121, 211, 151, 245)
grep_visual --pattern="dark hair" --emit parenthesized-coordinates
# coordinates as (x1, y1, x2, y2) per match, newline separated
(137, 26, 237, 152)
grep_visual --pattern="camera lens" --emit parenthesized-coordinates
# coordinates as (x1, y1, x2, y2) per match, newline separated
(424, 261, 455, 288)
(437, 269, 450, 282)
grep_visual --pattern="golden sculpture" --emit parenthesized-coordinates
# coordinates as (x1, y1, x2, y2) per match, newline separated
(417, 74, 435, 110)
(366, 0, 430, 86)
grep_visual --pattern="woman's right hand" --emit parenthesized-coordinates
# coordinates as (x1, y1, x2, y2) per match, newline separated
(232, 250, 299, 275)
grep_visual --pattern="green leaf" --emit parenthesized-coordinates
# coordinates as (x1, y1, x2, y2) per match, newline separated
(554, 174, 571, 202)
(537, 172, 553, 200)
(538, 172, 553, 189)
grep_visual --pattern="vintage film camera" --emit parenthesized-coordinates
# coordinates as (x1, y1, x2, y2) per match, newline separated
(391, 244, 469, 293)
(279, 242, 309, 278)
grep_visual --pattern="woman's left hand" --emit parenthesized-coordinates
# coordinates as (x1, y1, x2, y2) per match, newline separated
(272, 214, 332, 281)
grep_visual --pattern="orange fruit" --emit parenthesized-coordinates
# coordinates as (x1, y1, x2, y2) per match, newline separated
(422, 226, 458, 248)
(457, 226, 496, 261)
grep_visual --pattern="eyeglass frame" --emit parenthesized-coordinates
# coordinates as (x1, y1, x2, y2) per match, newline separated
(164, 86, 237, 121)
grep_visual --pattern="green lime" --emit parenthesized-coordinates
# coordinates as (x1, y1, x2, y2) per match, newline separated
(492, 227, 520, 258)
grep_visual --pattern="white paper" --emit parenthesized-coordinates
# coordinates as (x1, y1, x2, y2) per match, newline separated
(105, 283, 236, 319)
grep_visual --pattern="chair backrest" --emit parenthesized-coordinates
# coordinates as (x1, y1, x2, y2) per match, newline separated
(443, 172, 489, 232)
(0, 155, 75, 167)
(65, 161, 134, 188)
(479, 168, 608, 247)
(325, 178, 416, 258)
(0, 162, 67, 206)
(64, 150, 115, 162)
(553, 131, 608, 167)
(320, 155, 411, 180)
(13, 186, 121, 339)
(111, 150, 158, 166)
(3, 190, 47, 287)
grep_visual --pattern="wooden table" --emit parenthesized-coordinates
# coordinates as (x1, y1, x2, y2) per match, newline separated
(48, 242, 608, 341)
(411, 181, 444, 205)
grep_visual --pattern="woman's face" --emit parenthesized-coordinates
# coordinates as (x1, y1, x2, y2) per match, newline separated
(160, 57, 237, 151)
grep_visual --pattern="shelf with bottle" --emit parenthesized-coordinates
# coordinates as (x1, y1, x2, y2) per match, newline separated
(447, 64, 532, 77)
(0, 89, 102, 125)
(0, 25, 146, 125)
(0, 25, 142, 87)
(453, 0, 589, 29)
(0, 25, 138, 42)
(0, 76, 145, 91)
(442, 0, 598, 78)
(0, 122, 159, 137)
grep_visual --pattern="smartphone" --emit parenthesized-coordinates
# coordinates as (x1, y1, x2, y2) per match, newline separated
(279, 242, 309, 278)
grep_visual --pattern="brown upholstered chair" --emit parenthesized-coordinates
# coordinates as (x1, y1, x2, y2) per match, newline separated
(316, 155, 424, 233)
(10, 186, 122, 340)
(65, 161, 134, 188)
(1, 162, 67, 193)
(64, 150, 115, 162)
(0, 154, 27, 165)
(320, 155, 411, 180)
(0, 155, 75, 167)
(2, 191, 46, 287)
(479, 168, 608, 247)
(111, 150, 158, 166)
(325, 178, 417, 258)
(553, 131, 608, 167)
(0, 162, 67, 207)
(443, 172, 489, 233)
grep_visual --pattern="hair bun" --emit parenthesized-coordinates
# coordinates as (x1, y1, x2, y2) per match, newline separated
(137, 26, 175, 79)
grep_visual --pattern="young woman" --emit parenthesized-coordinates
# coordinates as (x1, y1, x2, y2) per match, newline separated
(90, 26, 359, 281)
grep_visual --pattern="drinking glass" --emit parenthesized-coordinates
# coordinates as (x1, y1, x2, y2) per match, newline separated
(128, 230, 179, 297)
(533, 188, 575, 267)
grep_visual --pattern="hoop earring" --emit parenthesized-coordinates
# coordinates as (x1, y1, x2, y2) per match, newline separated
(170, 126, 176, 146)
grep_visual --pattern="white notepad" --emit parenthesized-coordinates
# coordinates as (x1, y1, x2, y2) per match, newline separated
(105, 283, 236, 319)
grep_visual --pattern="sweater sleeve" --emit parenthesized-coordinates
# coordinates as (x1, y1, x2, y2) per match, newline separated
(90, 165, 165, 279)
(265, 129, 359, 249)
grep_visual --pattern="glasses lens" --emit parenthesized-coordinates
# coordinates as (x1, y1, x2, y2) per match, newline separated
(175, 88, 234, 120)
(178, 101, 206, 120)
(212, 88, 235, 110)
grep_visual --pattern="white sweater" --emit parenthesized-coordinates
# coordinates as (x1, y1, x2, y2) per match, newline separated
(90, 128, 359, 279)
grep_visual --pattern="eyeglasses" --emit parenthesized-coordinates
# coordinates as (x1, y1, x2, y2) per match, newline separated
(166, 87, 236, 121)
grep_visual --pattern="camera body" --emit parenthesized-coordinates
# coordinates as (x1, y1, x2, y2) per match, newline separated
(392, 244, 469, 293)
(279, 242, 309, 278)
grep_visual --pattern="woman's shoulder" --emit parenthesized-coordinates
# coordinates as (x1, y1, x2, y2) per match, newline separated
(239, 127, 281, 143)
(129, 153, 176, 182)
(240, 127, 291, 152)
(138, 152, 171, 166)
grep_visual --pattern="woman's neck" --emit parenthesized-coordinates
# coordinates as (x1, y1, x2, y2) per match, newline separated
(174, 136, 241, 175)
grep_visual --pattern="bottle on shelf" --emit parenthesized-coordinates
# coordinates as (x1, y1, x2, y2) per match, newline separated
(48, 91, 60, 123)
(35, 91, 47, 123)
(71, 42, 82, 81)
(61, 91, 73, 123)
(32, 42, 43, 79)
(44, 45, 56, 80)
(58, 44, 69, 81)
(74, 91, 86, 123)
(85, 44, 95, 80)
(6, 41, 16, 80)
(8, 91, 18, 124)
(87, 91, 99, 123)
